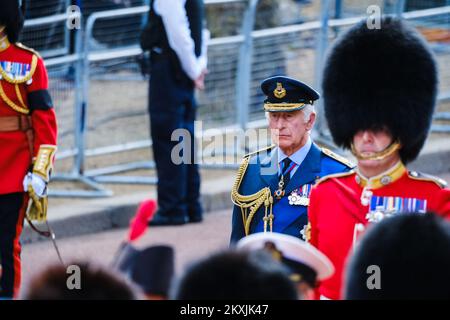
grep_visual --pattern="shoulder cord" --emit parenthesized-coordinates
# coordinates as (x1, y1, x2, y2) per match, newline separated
(231, 156, 274, 235)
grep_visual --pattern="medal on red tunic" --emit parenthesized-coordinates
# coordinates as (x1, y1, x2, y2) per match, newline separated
(365, 195, 428, 223)
(360, 186, 373, 206)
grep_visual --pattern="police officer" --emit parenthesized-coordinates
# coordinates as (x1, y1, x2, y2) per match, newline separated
(0, 0, 57, 298)
(230, 76, 353, 243)
(308, 17, 450, 300)
(141, 0, 209, 226)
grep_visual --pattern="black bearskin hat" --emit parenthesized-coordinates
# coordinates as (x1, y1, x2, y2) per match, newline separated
(0, 0, 26, 43)
(345, 214, 450, 299)
(322, 17, 438, 164)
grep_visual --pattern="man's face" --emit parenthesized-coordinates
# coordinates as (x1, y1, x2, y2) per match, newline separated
(268, 110, 315, 154)
(352, 129, 396, 168)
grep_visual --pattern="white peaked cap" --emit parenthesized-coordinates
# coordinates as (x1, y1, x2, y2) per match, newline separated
(237, 232, 334, 281)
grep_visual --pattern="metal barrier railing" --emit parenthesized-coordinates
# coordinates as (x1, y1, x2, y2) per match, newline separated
(27, 11, 113, 197)
(74, 1, 253, 188)
(23, 0, 72, 58)
(47, 0, 251, 195)
(21, 10, 111, 197)
(28, 1, 450, 197)
(314, 2, 450, 139)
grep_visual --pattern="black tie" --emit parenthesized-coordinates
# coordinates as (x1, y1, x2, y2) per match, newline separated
(280, 157, 293, 188)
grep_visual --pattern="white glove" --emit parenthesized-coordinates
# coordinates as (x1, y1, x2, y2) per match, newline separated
(23, 172, 47, 198)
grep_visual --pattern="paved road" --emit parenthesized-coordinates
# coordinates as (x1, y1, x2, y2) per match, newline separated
(20, 208, 233, 298)
(19, 172, 450, 298)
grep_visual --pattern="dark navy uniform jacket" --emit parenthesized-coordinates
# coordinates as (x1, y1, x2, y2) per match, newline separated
(230, 143, 353, 244)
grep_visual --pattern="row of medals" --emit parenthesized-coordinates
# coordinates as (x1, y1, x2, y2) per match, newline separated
(280, 180, 391, 223)
(273, 172, 310, 206)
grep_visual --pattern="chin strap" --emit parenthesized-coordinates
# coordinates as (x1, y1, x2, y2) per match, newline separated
(351, 141, 401, 161)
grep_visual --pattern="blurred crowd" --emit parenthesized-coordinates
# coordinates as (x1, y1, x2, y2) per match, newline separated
(19, 207, 450, 300)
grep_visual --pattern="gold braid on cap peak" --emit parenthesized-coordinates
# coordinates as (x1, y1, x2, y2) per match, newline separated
(263, 102, 310, 112)
(231, 156, 274, 235)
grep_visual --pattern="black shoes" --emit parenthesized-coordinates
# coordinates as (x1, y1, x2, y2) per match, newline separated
(149, 213, 187, 226)
(188, 215, 203, 223)
(148, 211, 203, 226)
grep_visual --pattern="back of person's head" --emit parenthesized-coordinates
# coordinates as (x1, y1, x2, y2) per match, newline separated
(173, 250, 298, 300)
(24, 261, 136, 300)
(131, 245, 175, 299)
(236, 232, 335, 300)
(345, 214, 450, 299)
(113, 243, 175, 299)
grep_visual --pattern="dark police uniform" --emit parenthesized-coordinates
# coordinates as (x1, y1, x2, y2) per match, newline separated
(142, 0, 204, 225)
(230, 77, 353, 243)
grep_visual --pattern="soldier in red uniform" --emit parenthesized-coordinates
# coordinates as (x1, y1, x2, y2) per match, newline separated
(307, 17, 450, 300)
(0, 0, 57, 298)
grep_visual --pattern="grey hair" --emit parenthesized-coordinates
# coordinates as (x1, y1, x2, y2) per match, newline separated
(302, 104, 315, 123)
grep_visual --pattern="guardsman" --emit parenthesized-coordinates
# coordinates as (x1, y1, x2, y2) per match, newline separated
(0, 0, 57, 298)
(230, 76, 353, 243)
(307, 17, 450, 300)
(237, 232, 334, 300)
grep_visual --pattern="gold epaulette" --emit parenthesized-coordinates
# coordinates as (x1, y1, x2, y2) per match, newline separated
(0, 43, 40, 114)
(244, 145, 276, 158)
(315, 171, 355, 186)
(0, 44, 38, 85)
(408, 171, 448, 188)
(16, 42, 42, 58)
(321, 147, 354, 168)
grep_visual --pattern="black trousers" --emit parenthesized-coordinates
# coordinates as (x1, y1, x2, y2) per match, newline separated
(0, 193, 26, 298)
(148, 57, 202, 220)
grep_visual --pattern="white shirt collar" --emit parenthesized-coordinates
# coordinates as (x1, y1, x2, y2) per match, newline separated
(277, 137, 312, 166)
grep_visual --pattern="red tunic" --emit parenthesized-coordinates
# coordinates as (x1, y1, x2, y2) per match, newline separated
(308, 163, 450, 300)
(0, 43, 57, 194)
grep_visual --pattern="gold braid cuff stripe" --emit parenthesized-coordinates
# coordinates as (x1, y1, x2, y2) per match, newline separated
(33, 145, 57, 182)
